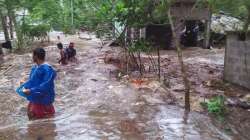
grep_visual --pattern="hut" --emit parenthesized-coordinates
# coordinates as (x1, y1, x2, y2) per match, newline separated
(170, 0, 211, 48)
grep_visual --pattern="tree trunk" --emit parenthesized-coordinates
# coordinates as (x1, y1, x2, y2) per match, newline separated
(5, 0, 21, 47)
(9, 8, 24, 49)
(157, 47, 161, 80)
(5, 1, 15, 40)
(71, 0, 74, 32)
(243, 11, 250, 36)
(8, 16, 14, 39)
(168, 10, 191, 112)
(0, 46, 3, 63)
(0, 11, 10, 41)
(205, 12, 212, 49)
(137, 51, 143, 76)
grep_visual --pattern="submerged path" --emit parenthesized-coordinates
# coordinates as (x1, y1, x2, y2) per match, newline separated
(0, 34, 239, 140)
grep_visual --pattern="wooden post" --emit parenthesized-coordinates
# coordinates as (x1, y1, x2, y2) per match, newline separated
(205, 13, 212, 49)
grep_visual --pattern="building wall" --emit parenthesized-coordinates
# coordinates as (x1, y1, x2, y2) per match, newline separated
(170, 0, 210, 20)
(224, 33, 250, 89)
(171, 7, 209, 20)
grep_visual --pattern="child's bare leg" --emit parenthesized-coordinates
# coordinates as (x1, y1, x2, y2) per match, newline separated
(27, 104, 35, 120)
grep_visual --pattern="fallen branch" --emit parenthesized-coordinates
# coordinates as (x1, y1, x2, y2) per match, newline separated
(0, 65, 15, 76)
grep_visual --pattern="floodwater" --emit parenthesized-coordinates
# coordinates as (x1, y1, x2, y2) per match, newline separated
(0, 34, 244, 140)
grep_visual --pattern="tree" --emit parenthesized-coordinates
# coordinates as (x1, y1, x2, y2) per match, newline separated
(0, 10, 10, 41)
(0, 0, 26, 48)
(240, 0, 250, 33)
(4, 0, 15, 39)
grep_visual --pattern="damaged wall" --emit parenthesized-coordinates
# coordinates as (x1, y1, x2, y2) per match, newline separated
(170, 0, 210, 21)
(224, 32, 250, 89)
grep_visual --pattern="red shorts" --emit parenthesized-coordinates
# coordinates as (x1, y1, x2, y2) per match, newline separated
(28, 102, 55, 120)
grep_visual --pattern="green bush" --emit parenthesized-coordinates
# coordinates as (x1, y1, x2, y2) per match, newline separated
(62, 24, 75, 34)
(22, 24, 50, 41)
(202, 95, 226, 120)
(128, 39, 153, 53)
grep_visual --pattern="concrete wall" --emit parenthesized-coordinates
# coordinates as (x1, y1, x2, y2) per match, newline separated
(224, 32, 250, 89)
(170, 1, 210, 20)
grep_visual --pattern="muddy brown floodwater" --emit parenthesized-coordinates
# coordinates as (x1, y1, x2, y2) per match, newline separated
(0, 34, 247, 140)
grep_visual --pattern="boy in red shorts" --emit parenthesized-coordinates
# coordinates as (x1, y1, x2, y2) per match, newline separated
(20, 47, 57, 120)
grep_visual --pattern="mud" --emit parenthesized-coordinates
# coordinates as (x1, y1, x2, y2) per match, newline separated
(0, 33, 249, 140)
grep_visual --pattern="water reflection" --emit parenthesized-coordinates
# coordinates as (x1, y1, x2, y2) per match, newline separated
(181, 111, 189, 140)
(24, 120, 57, 140)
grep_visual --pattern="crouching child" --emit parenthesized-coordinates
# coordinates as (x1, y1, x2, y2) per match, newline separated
(66, 42, 77, 62)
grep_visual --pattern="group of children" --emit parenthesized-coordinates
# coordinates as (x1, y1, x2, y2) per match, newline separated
(17, 36, 77, 120)
(56, 36, 77, 65)
(57, 42, 77, 65)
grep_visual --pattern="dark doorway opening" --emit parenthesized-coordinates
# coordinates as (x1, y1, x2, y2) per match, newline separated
(180, 20, 198, 47)
(146, 24, 172, 49)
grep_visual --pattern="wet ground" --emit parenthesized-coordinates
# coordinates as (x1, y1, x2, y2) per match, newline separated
(0, 34, 249, 140)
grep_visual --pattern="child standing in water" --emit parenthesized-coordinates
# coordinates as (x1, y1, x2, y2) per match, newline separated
(20, 48, 57, 120)
(57, 43, 67, 65)
(57, 35, 68, 65)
